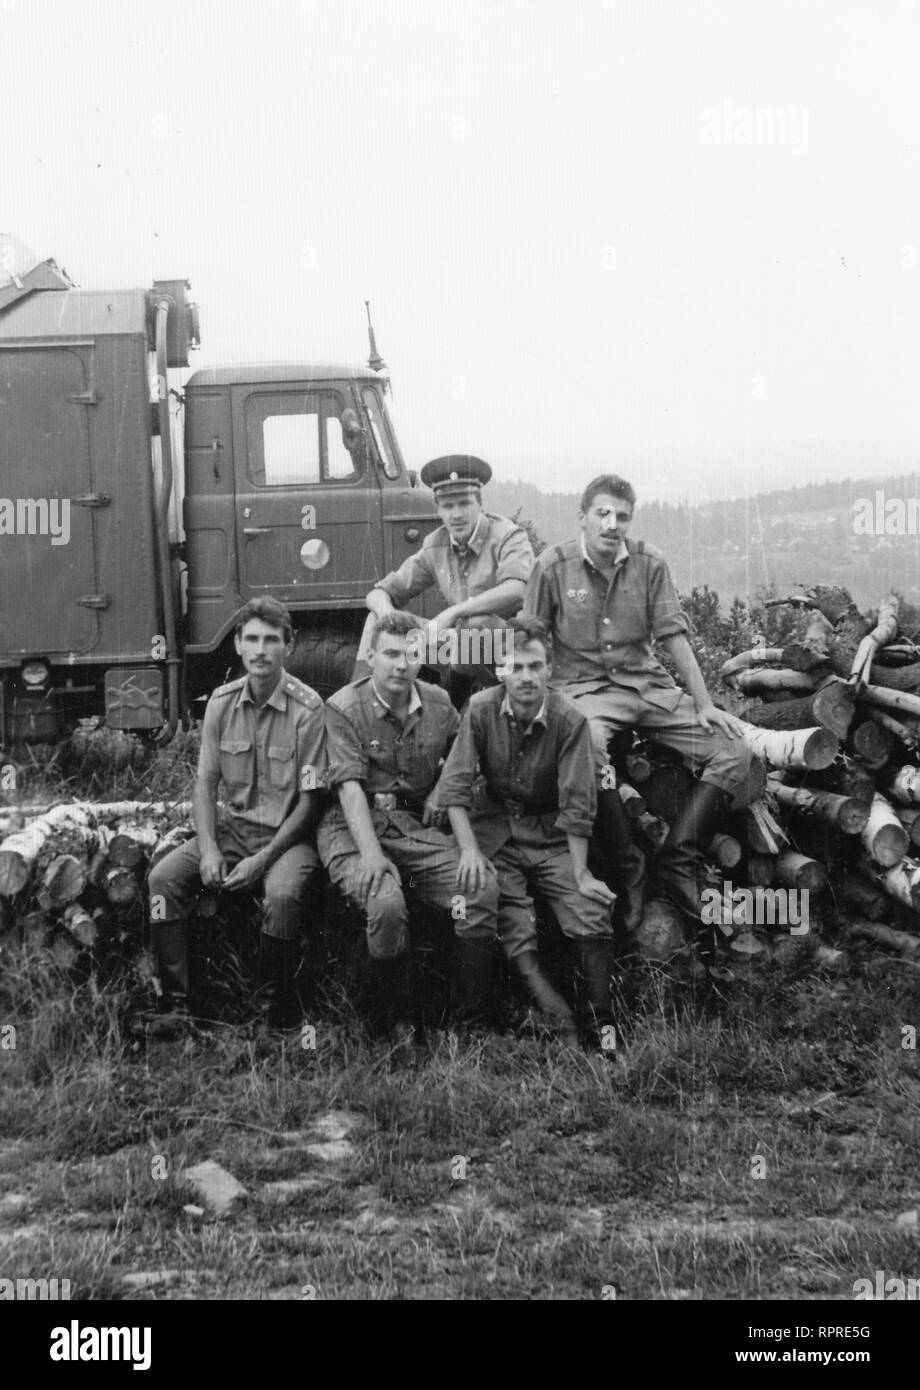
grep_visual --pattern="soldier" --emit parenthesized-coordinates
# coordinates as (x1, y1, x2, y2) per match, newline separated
(523, 474, 753, 942)
(145, 597, 325, 1038)
(435, 617, 618, 1049)
(319, 610, 500, 1037)
(359, 455, 534, 701)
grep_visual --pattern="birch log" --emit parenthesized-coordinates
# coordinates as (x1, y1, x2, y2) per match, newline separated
(0, 805, 97, 896)
(861, 794, 910, 867)
(768, 782, 870, 835)
(738, 722, 839, 771)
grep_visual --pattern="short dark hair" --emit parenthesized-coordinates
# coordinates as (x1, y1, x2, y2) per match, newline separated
(580, 474, 637, 512)
(507, 615, 553, 662)
(370, 610, 421, 649)
(234, 597, 293, 643)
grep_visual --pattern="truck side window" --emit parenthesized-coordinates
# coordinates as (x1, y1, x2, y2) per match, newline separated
(362, 387, 401, 479)
(246, 390, 361, 486)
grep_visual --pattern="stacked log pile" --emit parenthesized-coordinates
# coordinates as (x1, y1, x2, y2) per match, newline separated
(0, 801, 193, 976)
(4, 587, 920, 988)
(625, 589, 920, 971)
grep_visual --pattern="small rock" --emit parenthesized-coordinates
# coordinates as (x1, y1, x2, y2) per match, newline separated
(349, 1208, 400, 1234)
(309, 1111, 360, 1143)
(262, 1178, 328, 1203)
(305, 1140, 355, 1163)
(122, 1270, 184, 1291)
(183, 1161, 247, 1217)
(183, 1205, 205, 1218)
(895, 1209, 919, 1231)
(0, 1193, 29, 1216)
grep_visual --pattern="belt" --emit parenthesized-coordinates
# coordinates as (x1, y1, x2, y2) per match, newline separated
(370, 791, 426, 816)
(485, 788, 556, 819)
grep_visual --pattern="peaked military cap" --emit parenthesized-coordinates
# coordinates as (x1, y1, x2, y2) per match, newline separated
(420, 455, 492, 495)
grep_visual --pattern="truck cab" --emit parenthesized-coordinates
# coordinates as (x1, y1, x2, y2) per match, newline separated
(0, 246, 440, 743)
(181, 362, 440, 698)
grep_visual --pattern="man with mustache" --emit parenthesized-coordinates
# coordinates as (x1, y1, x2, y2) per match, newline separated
(523, 475, 753, 951)
(145, 597, 325, 1037)
(435, 616, 617, 1049)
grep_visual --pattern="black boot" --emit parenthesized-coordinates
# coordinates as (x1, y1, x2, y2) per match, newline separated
(654, 780, 731, 927)
(569, 938, 619, 1053)
(450, 937, 499, 1031)
(594, 788, 647, 935)
(366, 954, 415, 1043)
(509, 951, 579, 1044)
(144, 920, 191, 1040)
(257, 933, 304, 1033)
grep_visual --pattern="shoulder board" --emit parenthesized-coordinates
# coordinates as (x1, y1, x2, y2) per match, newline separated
(283, 676, 323, 709)
(210, 677, 245, 700)
(419, 680, 451, 706)
(628, 538, 663, 560)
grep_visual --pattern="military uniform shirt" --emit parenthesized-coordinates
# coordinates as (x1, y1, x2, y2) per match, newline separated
(435, 685, 597, 856)
(324, 676, 459, 835)
(374, 511, 534, 610)
(197, 670, 326, 844)
(522, 536, 690, 707)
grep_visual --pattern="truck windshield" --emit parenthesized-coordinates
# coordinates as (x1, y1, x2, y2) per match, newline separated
(362, 386, 401, 480)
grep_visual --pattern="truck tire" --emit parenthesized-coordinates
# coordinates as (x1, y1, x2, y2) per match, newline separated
(288, 626, 360, 699)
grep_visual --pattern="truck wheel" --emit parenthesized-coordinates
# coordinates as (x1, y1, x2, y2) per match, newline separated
(287, 627, 360, 699)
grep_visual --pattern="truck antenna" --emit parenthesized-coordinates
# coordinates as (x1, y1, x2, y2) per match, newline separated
(365, 300, 387, 374)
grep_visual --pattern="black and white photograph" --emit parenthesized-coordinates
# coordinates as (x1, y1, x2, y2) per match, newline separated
(1, 0, 919, 1335)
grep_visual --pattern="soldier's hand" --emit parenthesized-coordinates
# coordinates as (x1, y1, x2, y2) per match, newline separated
(357, 851, 400, 901)
(696, 701, 746, 738)
(199, 848, 227, 888)
(422, 797, 447, 829)
(574, 870, 617, 908)
(456, 846, 490, 895)
(223, 853, 266, 892)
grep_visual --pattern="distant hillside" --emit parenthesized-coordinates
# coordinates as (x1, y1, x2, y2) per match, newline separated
(488, 474, 920, 610)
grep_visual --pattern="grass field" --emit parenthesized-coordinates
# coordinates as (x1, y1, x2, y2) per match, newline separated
(1, 730, 919, 1301)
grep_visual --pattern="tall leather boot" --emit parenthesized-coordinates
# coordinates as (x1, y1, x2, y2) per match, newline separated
(595, 788, 647, 935)
(450, 937, 499, 1030)
(509, 951, 579, 1044)
(257, 933, 304, 1032)
(569, 938, 619, 1052)
(145, 920, 191, 1041)
(654, 780, 731, 937)
(366, 954, 414, 1042)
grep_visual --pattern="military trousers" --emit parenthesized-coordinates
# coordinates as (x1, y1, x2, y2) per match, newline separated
(147, 819, 319, 941)
(489, 825, 615, 960)
(317, 808, 499, 959)
(569, 685, 754, 809)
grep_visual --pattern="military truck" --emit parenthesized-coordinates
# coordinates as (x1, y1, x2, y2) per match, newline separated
(0, 241, 440, 745)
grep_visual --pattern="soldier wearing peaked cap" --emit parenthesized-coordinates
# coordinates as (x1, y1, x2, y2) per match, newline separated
(144, 597, 326, 1038)
(359, 454, 535, 703)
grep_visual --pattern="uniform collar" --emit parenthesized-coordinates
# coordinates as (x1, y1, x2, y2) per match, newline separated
(236, 672, 287, 710)
(580, 533, 629, 573)
(370, 679, 422, 717)
(450, 512, 485, 555)
(500, 689, 547, 729)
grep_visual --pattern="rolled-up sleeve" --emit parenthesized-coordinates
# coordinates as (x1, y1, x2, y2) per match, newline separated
(433, 705, 479, 810)
(374, 546, 437, 607)
(554, 711, 597, 838)
(494, 526, 534, 585)
(647, 556, 689, 641)
(323, 703, 367, 788)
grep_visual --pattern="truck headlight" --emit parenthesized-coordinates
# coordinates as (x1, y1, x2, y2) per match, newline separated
(21, 661, 50, 688)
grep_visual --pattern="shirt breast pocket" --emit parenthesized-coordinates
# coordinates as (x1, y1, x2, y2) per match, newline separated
(267, 743, 296, 791)
(219, 738, 252, 791)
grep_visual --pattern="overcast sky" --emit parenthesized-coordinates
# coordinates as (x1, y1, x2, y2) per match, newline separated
(3, 0, 919, 501)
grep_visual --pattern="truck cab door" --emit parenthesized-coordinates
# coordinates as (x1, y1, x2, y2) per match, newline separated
(231, 384, 385, 608)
